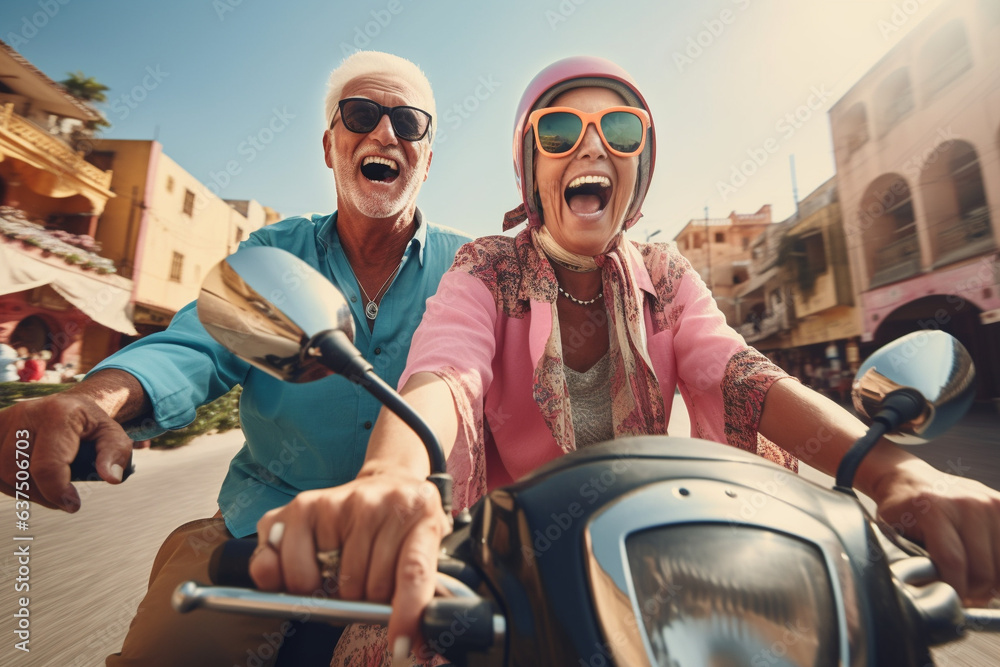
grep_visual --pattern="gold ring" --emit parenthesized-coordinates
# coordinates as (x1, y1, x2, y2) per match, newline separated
(316, 548, 341, 581)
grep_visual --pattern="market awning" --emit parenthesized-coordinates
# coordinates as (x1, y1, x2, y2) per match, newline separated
(0, 243, 138, 335)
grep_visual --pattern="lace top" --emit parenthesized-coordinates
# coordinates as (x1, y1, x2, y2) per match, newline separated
(564, 353, 614, 448)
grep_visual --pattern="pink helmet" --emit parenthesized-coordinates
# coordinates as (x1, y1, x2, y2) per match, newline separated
(510, 56, 656, 230)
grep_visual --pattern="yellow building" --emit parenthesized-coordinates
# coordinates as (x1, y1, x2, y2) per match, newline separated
(767, 179, 863, 398)
(784, 178, 860, 348)
(729, 181, 862, 402)
(88, 139, 269, 333)
(0, 39, 135, 374)
(673, 205, 773, 326)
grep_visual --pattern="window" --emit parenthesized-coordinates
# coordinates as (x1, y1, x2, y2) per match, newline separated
(801, 232, 828, 275)
(889, 196, 915, 234)
(170, 252, 184, 282)
(840, 103, 869, 156)
(874, 68, 915, 136)
(183, 189, 195, 216)
(742, 236, 750, 251)
(920, 21, 972, 102)
(715, 232, 725, 244)
(166, 176, 174, 193)
(950, 143, 988, 221)
(693, 234, 704, 249)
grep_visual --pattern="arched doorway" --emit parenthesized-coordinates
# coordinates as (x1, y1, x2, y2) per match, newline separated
(874, 295, 997, 400)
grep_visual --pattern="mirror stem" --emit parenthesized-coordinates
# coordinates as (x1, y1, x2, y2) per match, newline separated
(835, 388, 926, 491)
(313, 331, 453, 513)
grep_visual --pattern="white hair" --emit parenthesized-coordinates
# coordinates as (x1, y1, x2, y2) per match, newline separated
(324, 51, 436, 144)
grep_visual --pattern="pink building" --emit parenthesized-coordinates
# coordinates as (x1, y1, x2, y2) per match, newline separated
(829, 0, 1000, 401)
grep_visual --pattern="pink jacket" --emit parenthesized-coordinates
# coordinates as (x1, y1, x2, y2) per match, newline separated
(400, 230, 796, 510)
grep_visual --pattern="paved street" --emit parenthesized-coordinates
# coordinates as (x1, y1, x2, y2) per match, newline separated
(0, 400, 997, 666)
(0, 430, 243, 667)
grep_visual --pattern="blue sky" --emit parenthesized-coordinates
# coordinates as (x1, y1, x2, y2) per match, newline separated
(2, 0, 946, 240)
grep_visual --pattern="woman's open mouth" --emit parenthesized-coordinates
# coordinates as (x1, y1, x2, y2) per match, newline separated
(359, 156, 400, 184)
(564, 175, 612, 215)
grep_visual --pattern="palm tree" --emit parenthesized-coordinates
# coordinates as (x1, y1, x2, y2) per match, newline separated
(59, 71, 109, 103)
(58, 71, 112, 148)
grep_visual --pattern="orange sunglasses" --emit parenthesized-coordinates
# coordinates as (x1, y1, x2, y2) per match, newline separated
(527, 106, 651, 158)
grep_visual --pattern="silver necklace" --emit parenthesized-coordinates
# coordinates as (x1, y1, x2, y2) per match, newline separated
(347, 257, 403, 320)
(558, 285, 603, 306)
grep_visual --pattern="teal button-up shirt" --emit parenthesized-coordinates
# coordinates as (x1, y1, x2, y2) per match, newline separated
(91, 210, 470, 537)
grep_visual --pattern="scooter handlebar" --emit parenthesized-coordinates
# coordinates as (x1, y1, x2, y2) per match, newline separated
(195, 537, 505, 655)
(69, 439, 134, 482)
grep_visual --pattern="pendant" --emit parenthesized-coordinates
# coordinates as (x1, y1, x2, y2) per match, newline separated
(365, 300, 379, 320)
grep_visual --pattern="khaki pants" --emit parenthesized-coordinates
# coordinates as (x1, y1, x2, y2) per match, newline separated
(107, 517, 288, 667)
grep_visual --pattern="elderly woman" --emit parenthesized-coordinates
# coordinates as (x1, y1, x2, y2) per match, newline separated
(251, 57, 1000, 665)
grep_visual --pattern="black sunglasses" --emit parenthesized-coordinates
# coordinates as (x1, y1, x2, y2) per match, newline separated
(334, 98, 432, 142)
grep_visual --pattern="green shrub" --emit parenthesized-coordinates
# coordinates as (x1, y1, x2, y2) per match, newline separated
(0, 382, 242, 449)
(0, 383, 75, 408)
(150, 386, 242, 449)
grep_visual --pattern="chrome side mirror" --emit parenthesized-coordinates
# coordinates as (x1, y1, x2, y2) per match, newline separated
(851, 330, 975, 445)
(197, 247, 452, 497)
(197, 246, 354, 383)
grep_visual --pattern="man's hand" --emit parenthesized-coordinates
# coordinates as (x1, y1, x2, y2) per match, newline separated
(250, 471, 451, 660)
(0, 393, 135, 512)
(873, 464, 1000, 604)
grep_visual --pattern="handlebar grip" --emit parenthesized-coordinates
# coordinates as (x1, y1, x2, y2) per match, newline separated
(69, 439, 134, 482)
(209, 538, 259, 588)
(423, 597, 499, 654)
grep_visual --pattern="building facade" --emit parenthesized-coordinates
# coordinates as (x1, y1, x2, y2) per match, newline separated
(88, 139, 269, 335)
(828, 0, 1000, 400)
(734, 219, 794, 354)
(0, 40, 135, 376)
(673, 205, 773, 325)
(744, 178, 863, 400)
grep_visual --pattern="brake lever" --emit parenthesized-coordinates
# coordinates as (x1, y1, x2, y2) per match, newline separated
(173, 574, 506, 653)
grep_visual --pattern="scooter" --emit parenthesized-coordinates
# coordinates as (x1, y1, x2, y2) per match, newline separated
(171, 246, 1000, 666)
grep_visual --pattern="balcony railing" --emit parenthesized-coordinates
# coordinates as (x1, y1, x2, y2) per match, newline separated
(737, 300, 791, 343)
(935, 207, 994, 267)
(0, 103, 112, 191)
(870, 233, 921, 288)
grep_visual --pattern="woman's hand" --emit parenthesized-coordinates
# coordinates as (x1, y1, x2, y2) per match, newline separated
(872, 463, 1000, 605)
(250, 470, 452, 657)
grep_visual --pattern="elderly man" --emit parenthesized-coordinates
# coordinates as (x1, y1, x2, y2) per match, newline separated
(0, 51, 469, 666)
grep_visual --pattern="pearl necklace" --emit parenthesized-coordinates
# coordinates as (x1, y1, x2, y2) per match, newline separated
(347, 257, 403, 320)
(558, 285, 603, 306)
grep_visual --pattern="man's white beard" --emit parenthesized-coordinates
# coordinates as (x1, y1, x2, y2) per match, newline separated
(333, 149, 424, 219)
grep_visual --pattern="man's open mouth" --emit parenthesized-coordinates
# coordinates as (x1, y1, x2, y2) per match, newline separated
(360, 156, 400, 183)
(564, 175, 612, 215)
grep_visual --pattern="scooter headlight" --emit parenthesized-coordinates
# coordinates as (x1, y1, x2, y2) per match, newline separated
(624, 525, 838, 667)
